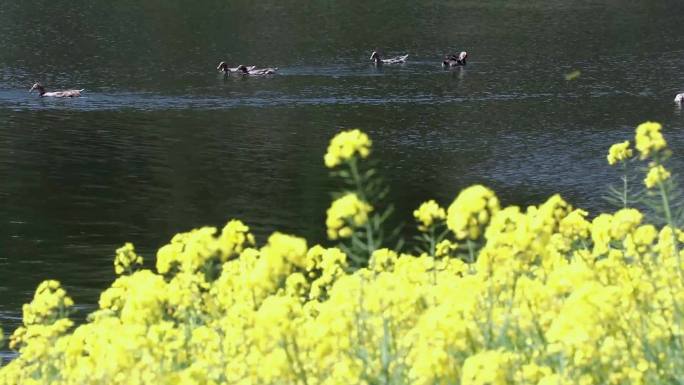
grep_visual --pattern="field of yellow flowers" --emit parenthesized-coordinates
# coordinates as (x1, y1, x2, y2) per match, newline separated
(1, 122, 683, 385)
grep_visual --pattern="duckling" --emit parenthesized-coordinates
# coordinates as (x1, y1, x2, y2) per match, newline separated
(442, 51, 468, 67)
(29, 83, 84, 97)
(675, 93, 684, 104)
(236, 65, 278, 76)
(370, 51, 408, 65)
(217, 61, 255, 74)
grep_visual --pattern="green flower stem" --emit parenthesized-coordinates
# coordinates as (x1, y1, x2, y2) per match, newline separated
(467, 239, 476, 264)
(429, 226, 436, 257)
(348, 157, 377, 256)
(622, 161, 629, 208)
(348, 157, 366, 201)
(658, 179, 681, 273)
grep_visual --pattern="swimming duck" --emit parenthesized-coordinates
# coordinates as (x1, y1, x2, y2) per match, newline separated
(443, 51, 468, 67)
(675, 93, 684, 104)
(236, 65, 278, 76)
(370, 51, 408, 65)
(217, 61, 256, 74)
(29, 83, 84, 97)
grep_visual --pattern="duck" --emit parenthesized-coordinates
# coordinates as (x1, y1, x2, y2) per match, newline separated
(236, 65, 278, 76)
(675, 93, 684, 104)
(443, 51, 468, 67)
(29, 83, 84, 97)
(217, 61, 256, 74)
(370, 51, 408, 65)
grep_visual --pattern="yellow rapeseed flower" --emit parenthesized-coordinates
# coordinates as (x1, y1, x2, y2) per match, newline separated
(635, 121, 666, 160)
(413, 200, 446, 231)
(644, 164, 671, 188)
(435, 239, 458, 258)
(114, 243, 143, 275)
(606, 140, 633, 165)
(447, 185, 499, 240)
(325, 193, 373, 240)
(324, 129, 372, 168)
(5, 128, 684, 385)
(461, 350, 512, 385)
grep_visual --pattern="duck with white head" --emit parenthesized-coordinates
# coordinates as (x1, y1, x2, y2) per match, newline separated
(443, 51, 468, 67)
(29, 83, 84, 98)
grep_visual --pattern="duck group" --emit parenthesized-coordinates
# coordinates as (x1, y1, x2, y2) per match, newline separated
(217, 62, 278, 76)
(28, 50, 684, 104)
(216, 48, 465, 78)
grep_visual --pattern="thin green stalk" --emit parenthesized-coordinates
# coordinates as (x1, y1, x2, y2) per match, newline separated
(622, 161, 629, 208)
(348, 158, 367, 201)
(467, 239, 476, 264)
(429, 226, 436, 257)
(658, 180, 681, 274)
(348, 158, 377, 256)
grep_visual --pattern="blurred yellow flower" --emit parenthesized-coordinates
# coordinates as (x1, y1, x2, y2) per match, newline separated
(644, 164, 671, 188)
(606, 140, 633, 165)
(447, 185, 499, 240)
(324, 129, 372, 168)
(325, 193, 373, 240)
(114, 242, 143, 275)
(413, 200, 446, 231)
(635, 121, 666, 159)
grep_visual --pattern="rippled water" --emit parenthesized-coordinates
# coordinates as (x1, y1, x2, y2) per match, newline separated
(1, 0, 684, 354)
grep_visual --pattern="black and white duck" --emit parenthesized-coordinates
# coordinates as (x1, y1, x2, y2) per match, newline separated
(235, 65, 278, 76)
(29, 83, 84, 97)
(443, 51, 468, 67)
(217, 61, 256, 74)
(370, 51, 408, 65)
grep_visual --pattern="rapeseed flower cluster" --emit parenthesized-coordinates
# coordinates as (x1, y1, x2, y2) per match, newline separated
(635, 121, 667, 160)
(323, 128, 371, 168)
(447, 185, 499, 240)
(645, 164, 671, 188)
(325, 193, 373, 240)
(607, 140, 633, 165)
(3, 123, 684, 385)
(413, 200, 446, 231)
(114, 243, 143, 275)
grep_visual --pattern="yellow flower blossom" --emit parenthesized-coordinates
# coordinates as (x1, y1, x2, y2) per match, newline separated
(413, 200, 446, 231)
(325, 193, 373, 240)
(610, 208, 643, 240)
(447, 185, 499, 240)
(435, 239, 458, 258)
(21, 280, 73, 326)
(644, 164, 671, 188)
(114, 242, 143, 275)
(2, 128, 684, 385)
(461, 350, 513, 385)
(606, 140, 633, 165)
(369, 248, 398, 272)
(324, 129, 372, 168)
(635, 121, 666, 159)
(559, 209, 590, 241)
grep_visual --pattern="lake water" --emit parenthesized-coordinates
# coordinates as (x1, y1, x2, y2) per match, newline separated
(1, 0, 684, 351)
